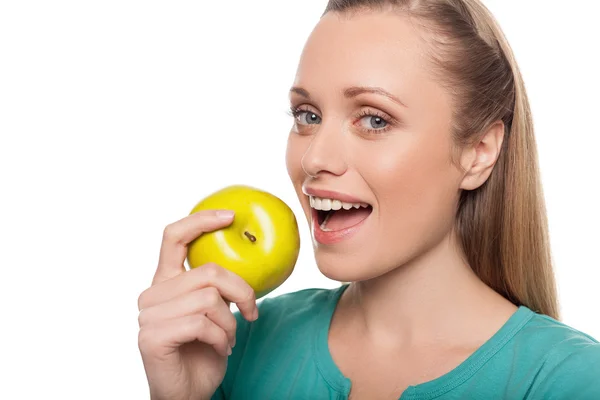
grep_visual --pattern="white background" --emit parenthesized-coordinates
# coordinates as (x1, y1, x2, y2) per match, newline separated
(1, 1, 598, 398)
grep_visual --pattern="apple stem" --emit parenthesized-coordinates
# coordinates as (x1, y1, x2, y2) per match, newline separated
(244, 231, 256, 242)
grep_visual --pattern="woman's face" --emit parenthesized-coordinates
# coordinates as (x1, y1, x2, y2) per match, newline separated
(286, 11, 466, 282)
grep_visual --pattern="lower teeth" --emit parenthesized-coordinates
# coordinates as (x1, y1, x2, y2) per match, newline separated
(320, 211, 333, 231)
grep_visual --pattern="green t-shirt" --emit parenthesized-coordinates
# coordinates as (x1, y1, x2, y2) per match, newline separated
(212, 284, 600, 399)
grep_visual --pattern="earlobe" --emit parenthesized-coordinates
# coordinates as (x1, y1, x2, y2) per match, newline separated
(459, 120, 505, 191)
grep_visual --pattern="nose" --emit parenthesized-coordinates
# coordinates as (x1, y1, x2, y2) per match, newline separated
(300, 120, 347, 178)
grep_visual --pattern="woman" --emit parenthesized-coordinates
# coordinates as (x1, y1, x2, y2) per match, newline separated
(137, 1, 600, 399)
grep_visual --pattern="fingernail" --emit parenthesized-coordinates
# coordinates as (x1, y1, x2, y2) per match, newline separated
(232, 335, 236, 348)
(227, 345, 232, 356)
(253, 308, 259, 320)
(216, 210, 234, 219)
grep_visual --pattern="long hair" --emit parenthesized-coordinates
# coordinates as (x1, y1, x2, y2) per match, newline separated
(324, 0, 560, 320)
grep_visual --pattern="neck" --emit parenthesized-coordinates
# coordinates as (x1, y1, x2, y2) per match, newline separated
(338, 227, 516, 351)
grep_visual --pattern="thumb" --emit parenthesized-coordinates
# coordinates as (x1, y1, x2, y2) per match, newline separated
(152, 209, 235, 285)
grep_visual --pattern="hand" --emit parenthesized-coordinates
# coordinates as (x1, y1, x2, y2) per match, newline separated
(137, 210, 259, 400)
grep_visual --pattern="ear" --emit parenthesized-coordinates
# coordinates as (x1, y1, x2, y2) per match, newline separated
(459, 120, 505, 191)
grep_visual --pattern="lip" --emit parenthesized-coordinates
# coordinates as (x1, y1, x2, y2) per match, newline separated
(310, 206, 371, 245)
(302, 186, 369, 205)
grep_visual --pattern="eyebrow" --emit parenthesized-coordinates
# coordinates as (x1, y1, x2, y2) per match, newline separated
(289, 85, 408, 108)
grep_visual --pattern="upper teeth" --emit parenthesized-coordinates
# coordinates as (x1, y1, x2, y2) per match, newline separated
(309, 196, 369, 211)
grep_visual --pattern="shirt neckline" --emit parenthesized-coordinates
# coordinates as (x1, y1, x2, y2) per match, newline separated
(312, 283, 535, 399)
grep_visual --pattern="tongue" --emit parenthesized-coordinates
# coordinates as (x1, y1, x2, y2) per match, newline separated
(323, 207, 371, 231)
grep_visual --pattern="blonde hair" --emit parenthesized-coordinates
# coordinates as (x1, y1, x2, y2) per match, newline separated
(324, 0, 560, 319)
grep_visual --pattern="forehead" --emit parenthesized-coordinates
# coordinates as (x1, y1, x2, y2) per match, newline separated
(293, 11, 429, 95)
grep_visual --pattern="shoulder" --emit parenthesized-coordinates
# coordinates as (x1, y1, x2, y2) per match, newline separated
(518, 310, 600, 398)
(519, 311, 600, 357)
(524, 311, 599, 343)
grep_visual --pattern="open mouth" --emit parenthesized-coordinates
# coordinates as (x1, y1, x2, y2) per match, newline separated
(311, 197, 373, 232)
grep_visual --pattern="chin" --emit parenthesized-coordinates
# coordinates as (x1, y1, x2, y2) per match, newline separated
(314, 251, 379, 282)
(315, 244, 419, 284)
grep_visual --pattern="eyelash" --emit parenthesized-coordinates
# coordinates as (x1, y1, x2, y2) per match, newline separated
(287, 106, 397, 135)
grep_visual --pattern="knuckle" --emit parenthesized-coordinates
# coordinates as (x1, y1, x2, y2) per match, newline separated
(219, 329, 229, 346)
(243, 287, 257, 303)
(202, 287, 221, 306)
(137, 328, 158, 354)
(137, 308, 147, 327)
(137, 289, 149, 311)
(202, 263, 222, 279)
(190, 315, 208, 333)
(162, 223, 184, 245)
(186, 290, 208, 313)
(228, 314, 238, 332)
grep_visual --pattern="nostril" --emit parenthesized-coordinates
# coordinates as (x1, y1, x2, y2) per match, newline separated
(301, 163, 318, 179)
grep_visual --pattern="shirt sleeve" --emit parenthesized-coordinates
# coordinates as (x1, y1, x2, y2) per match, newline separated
(527, 342, 600, 399)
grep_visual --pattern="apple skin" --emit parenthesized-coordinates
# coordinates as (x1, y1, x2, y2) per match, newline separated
(186, 185, 300, 299)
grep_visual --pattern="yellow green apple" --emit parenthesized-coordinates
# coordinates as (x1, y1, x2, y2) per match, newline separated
(186, 185, 300, 299)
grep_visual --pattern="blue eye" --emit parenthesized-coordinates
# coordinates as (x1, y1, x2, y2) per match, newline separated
(292, 109, 321, 125)
(359, 115, 388, 130)
(353, 108, 396, 135)
(287, 105, 396, 135)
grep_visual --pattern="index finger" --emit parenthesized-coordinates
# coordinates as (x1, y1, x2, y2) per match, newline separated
(140, 263, 258, 321)
(152, 209, 235, 285)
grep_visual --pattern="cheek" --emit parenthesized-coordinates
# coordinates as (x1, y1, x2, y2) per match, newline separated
(286, 133, 314, 223)
(285, 133, 311, 203)
(364, 131, 458, 235)
(285, 133, 304, 181)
